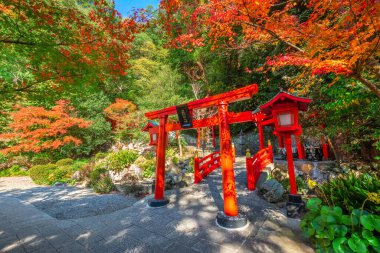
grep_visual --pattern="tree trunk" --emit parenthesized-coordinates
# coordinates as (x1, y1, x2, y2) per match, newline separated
(353, 74, 380, 98)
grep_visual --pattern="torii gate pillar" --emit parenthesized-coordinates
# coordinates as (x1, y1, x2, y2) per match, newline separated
(216, 101, 247, 228)
(148, 116, 169, 207)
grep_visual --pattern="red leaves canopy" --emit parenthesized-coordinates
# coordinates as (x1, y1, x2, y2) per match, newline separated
(0, 100, 91, 154)
(161, 0, 380, 96)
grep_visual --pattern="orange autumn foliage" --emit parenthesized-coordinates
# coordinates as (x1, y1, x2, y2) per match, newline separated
(161, 0, 380, 97)
(0, 100, 91, 154)
(103, 99, 138, 131)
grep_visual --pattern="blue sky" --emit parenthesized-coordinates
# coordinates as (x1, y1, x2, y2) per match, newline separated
(114, 0, 159, 16)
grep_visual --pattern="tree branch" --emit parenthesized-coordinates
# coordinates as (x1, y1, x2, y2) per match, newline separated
(352, 74, 380, 98)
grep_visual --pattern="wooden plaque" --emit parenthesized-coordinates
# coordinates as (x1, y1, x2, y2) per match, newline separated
(176, 104, 193, 128)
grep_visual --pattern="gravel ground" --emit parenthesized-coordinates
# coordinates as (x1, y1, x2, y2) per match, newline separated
(0, 176, 139, 220)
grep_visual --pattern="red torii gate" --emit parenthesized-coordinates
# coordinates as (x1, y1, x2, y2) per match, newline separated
(144, 84, 261, 228)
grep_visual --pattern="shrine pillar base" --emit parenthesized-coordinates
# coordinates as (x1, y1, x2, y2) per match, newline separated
(217, 101, 247, 229)
(216, 212, 248, 230)
(148, 198, 170, 208)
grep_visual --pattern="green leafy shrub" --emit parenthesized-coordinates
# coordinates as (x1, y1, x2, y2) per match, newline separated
(0, 153, 8, 165)
(95, 152, 108, 161)
(279, 176, 308, 193)
(31, 154, 50, 165)
(301, 198, 380, 253)
(89, 167, 115, 194)
(48, 166, 74, 184)
(106, 150, 138, 172)
(79, 163, 94, 180)
(0, 165, 28, 177)
(29, 164, 58, 185)
(141, 159, 156, 178)
(55, 158, 74, 167)
(317, 173, 380, 215)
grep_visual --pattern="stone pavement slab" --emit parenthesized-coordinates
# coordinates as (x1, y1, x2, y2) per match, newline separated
(0, 158, 314, 253)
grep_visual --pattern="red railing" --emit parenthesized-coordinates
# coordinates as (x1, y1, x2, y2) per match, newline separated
(194, 151, 221, 184)
(246, 146, 273, 190)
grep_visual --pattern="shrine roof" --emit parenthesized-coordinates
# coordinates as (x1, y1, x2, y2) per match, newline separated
(259, 91, 312, 115)
(142, 120, 159, 131)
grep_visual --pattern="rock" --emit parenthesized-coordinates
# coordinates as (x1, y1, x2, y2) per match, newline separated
(256, 171, 268, 189)
(310, 167, 321, 180)
(54, 182, 66, 187)
(300, 164, 313, 174)
(182, 173, 194, 185)
(271, 168, 287, 182)
(258, 179, 285, 203)
(129, 164, 142, 178)
(371, 162, 380, 170)
(295, 169, 303, 177)
(349, 163, 357, 170)
(166, 159, 181, 174)
(109, 169, 127, 182)
(177, 181, 188, 188)
(332, 167, 341, 173)
(71, 171, 81, 180)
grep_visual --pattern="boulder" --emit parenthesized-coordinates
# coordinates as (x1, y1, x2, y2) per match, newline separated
(71, 171, 81, 180)
(129, 164, 142, 178)
(108, 169, 127, 183)
(182, 173, 194, 185)
(300, 163, 313, 174)
(271, 167, 288, 182)
(256, 171, 268, 189)
(258, 179, 285, 203)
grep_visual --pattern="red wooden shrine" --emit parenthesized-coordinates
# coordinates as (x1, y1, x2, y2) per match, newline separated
(143, 84, 312, 228)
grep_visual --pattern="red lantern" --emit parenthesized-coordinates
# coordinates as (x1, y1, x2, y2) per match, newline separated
(273, 105, 299, 132)
(260, 91, 311, 195)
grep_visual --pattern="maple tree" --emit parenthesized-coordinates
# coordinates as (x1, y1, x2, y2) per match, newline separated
(0, 100, 91, 154)
(104, 98, 138, 131)
(160, 0, 380, 97)
(0, 0, 143, 96)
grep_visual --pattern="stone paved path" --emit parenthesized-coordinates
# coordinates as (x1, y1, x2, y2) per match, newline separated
(0, 158, 314, 253)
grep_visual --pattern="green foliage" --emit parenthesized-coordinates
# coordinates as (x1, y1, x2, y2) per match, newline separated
(105, 150, 138, 172)
(59, 92, 113, 157)
(29, 158, 85, 185)
(47, 166, 76, 184)
(79, 162, 94, 180)
(55, 158, 74, 167)
(0, 165, 28, 177)
(0, 153, 8, 165)
(29, 164, 58, 185)
(129, 32, 191, 111)
(89, 167, 115, 194)
(317, 173, 380, 215)
(301, 198, 380, 253)
(279, 176, 308, 193)
(95, 152, 108, 161)
(306, 77, 380, 161)
(31, 154, 51, 165)
(141, 159, 156, 178)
